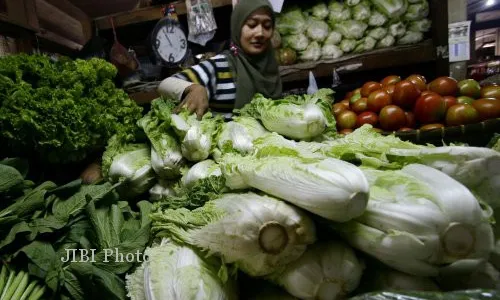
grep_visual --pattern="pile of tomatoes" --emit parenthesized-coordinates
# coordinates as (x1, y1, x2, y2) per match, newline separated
(332, 74, 500, 135)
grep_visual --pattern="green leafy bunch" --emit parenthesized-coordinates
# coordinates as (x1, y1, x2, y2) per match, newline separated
(0, 54, 143, 164)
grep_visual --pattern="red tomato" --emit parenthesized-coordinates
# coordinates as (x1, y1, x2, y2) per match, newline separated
(361, 81, 383, 97)
(443, 96, 458, 110)
(405, 111, 416, 128)
(351, 97, 368, 114)
(420, 90, 439, 98)
(471, 99, 500, 121)
(445, 104, 479, 126)
(379, 105, 407, 131)
(336, 110, 357, 130)
(414, 93, 447, 124)
(406, 74, 427, 91)
(367, 90, 392, 113)
(392, 80, 421, 109)
(332, 103, 348, 117)
(345, 91, 354, 100)
(356, 111, 378, 128)
(340, 99, 350, 108)
(480, 86, 500, 100)
(420, 123, 444, 131)
(381, 75, 402, 86)
(339, 128, 353, 135)
(428, 76, 459, 96)
(384, 84, 396, 96)
(398, 127, 414, 132)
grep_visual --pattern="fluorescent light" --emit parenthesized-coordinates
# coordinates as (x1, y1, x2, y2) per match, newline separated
(486, 0, 495, 7)
(483, 42, 496, 48)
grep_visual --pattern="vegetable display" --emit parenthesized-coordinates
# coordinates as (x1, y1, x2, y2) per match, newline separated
(0, 54, 143, 165)
(334, 74, 500, 133)
(2, 54, 500, 300)
(275, 0, 431, 65)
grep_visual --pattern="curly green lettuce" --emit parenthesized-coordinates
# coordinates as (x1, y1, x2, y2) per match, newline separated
(0, 54, 143, 164)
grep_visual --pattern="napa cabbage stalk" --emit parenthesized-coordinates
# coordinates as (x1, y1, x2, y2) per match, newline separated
(150, 192, 316, 276)
(137, 98, 184, 179)
(213, 116, 268, 159)
(268, 241, 364, 300)
(125, 238, 237, 300)
(170, 109, 223, 162)
(220, 152, 370, 222)
(360, 265, 440, 292)
(385, 146, 500, 209)
(102, 136, 156, 197)
(319, 125, 424, 169)
(181, 159, 222, 189)
(149, 180, 176, 202)
(332, 164, 494, 277)
(235, 89, 335, 141)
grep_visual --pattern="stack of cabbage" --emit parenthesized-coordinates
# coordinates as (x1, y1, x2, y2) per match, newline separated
(275, 0, 431, 64)
(102, 89, 500, 300)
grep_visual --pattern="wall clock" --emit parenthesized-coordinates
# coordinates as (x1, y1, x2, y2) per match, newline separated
(150, 8, 188, 67)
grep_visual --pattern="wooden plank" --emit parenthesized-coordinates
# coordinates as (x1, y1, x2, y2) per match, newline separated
(279, 40, 436, 83)
(95, 0, 232, 30)
(23, 0, 40, 31)
(429, 0, 450, 77)
(1, 0, 30, 29)
(36, 30, 83, 50)
(43, 0, 92, 42)
(35, 0, 85, 45)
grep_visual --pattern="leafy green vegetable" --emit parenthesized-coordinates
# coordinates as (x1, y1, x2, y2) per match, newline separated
(220, 152, 369, 222)
(151, 192, 316, 277)
(332, 164, 494, 277)
(276, 6, 307, 35)
(102, 136, 156, 198)
(0, 54, 143, 165)
(0, 164, 24, 194)
(125, 238, 238, 300)
(137, 98, 184, 179)
(235, 89, 336, 141)
(372, 0, 409, 18)
(170, 109, 223, 162)
(268, 241, 364, 300)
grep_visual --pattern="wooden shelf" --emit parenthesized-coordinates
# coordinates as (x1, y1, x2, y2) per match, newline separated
(94, 0, 233, 30)
(279, 40, 436, 83)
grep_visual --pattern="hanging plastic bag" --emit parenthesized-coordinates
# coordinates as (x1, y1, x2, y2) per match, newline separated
(332, 68, 341, 88)
(307, 71, 318, 95)
(186, 0, 218, 46)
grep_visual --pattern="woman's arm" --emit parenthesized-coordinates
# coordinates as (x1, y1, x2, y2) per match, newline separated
(157, 60, 219, 118)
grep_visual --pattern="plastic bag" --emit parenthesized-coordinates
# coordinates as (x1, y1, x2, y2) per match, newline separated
(186, 0, 218, 46)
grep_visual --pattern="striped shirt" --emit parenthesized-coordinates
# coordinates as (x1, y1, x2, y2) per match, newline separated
(173, 54, 236, 112)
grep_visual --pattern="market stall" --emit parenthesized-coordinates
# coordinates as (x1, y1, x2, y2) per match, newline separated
(1, 0, 500, 300)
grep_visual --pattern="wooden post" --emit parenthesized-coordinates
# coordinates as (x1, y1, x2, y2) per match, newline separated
(429, 0, 450, 77)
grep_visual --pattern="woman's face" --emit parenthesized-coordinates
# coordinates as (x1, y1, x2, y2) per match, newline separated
(240, 7, 273, 56)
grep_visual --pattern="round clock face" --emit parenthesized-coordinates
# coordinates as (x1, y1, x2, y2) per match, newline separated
(152, 19, 188, 65)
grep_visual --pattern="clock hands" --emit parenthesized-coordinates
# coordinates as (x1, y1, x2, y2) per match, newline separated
(163, 28, 173, 47)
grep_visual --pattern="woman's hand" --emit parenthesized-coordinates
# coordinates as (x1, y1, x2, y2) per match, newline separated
(174, 84, 209, 119)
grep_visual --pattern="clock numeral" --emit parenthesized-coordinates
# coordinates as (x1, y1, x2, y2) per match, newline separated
(180, 39, 186, 49)
(168, 23, 175, 33)
(168, 53, 175, 63)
